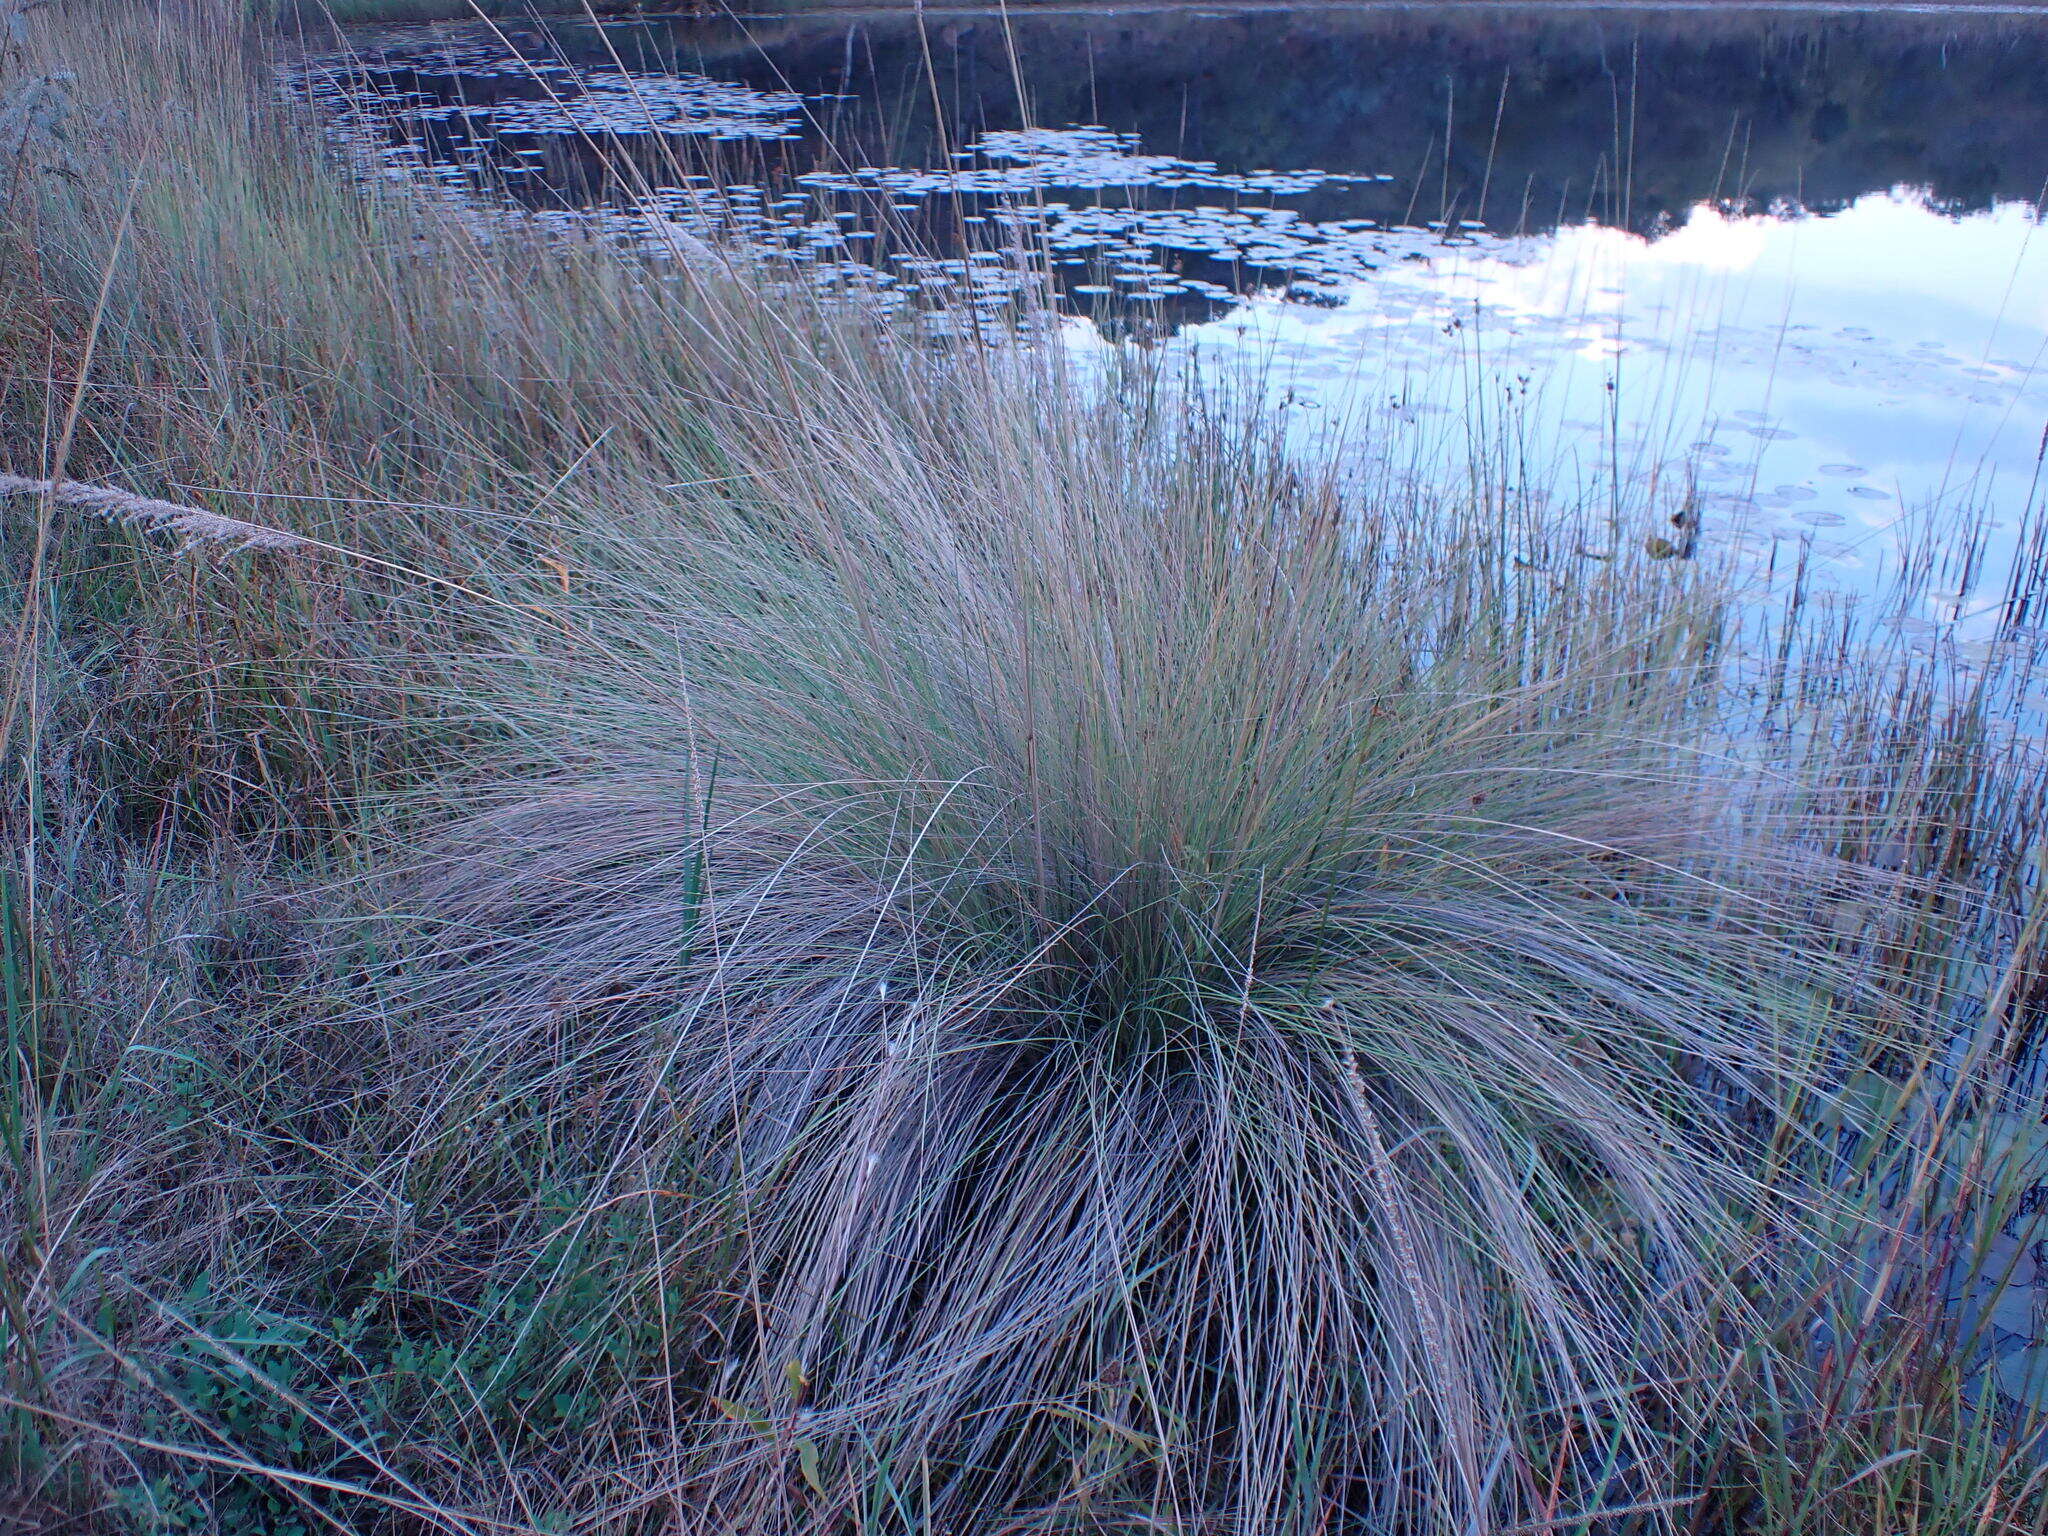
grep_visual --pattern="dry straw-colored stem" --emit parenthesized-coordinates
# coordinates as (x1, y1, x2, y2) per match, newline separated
(0, 473, 306, 552)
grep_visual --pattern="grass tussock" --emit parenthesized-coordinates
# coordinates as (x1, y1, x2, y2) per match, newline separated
(4, 2, 2048, 1533)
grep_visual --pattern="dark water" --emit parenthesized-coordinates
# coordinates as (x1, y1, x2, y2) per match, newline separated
(297, 5, 2048, 638)
(608, 6, 2048, 224)
(303, 7, 2048, 315)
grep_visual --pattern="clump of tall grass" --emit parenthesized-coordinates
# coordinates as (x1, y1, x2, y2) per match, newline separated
(358, 362, 1884, 1532)
(5, 1, 2048, 1533)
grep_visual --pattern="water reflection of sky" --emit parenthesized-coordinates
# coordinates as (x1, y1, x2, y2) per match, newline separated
(1183, 191, 2048, 627)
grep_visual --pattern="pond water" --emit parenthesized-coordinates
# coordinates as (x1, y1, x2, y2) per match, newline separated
(293, 4, 2048, 643)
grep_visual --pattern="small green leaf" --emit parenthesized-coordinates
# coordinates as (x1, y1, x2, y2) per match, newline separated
(796, 1436, 826, 1496)
(709, 1394, 768, 1432)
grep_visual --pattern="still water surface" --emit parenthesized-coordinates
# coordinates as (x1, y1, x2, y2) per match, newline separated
(297, 5, 2048, 639)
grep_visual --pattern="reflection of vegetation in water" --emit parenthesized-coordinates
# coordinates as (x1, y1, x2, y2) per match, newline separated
(314, 7, 2048, 343)
(556, 7, 2048, 233)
